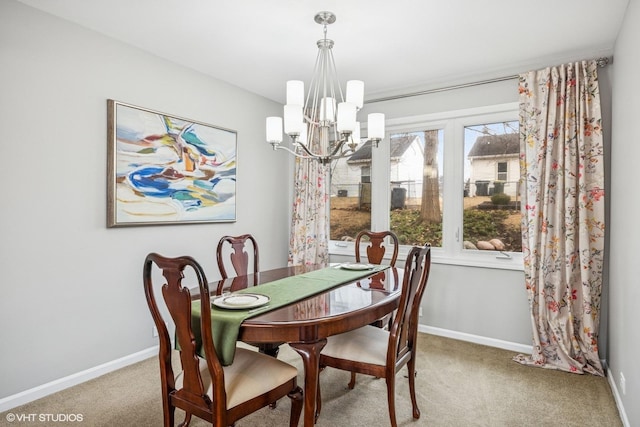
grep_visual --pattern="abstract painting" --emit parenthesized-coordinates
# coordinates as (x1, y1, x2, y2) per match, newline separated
(107, 100, 237, 227)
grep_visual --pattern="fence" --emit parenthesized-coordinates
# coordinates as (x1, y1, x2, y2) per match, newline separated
(333, 179, 520, 211)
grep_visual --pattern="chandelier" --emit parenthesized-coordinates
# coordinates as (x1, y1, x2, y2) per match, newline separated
(266, 11, 385, 165)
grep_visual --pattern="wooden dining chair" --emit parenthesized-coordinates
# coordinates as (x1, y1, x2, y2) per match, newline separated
(316, 244, 432, 427)
(143, 253, 303, 427)
(356, 230, 400, 328)
(216, 234, 259, 281)
(355, 230, 400, 267)
(216, 234, 281, 358)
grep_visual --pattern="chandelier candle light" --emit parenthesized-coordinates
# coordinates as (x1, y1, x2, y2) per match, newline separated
(266, 11, 385, 164)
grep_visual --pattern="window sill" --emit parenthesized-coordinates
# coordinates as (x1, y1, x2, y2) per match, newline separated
(330, 241, 524, 271)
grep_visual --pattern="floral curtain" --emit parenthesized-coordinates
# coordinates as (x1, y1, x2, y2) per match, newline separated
(514, 60, 606, 376)
(288, 157, 330, 267)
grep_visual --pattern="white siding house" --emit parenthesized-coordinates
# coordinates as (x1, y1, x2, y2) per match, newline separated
(467, 133, 519, 197)
(331, 135, 423, 204)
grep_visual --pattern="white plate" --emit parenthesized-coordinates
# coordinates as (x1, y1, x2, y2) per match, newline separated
(340, 263, 375, 271)
(212, 293, 270, 310)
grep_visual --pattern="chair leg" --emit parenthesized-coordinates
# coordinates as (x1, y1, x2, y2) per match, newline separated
(348, 371, 357, 389)
(177, 412, 191, 427)
(288, 386, 304, 427)
(407, 358, 421, 419)
(386, 377, 397, 427)
(315, 379, 321, 423)
(315, 365, 327, 422)
(162, 392, 175, 427)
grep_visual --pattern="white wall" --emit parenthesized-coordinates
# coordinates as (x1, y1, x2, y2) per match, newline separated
(332, 251, 529, 347)
(609, 0, 640, 425)
(0, 1, 290, 399)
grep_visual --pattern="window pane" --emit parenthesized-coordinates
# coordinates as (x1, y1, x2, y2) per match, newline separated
(463, 121, 521, 252)
(497, 162, 508, 181)
(330, 143, 371, 241)
(389, 131, 443, 247)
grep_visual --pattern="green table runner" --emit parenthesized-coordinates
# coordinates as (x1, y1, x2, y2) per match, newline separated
(192, 264, 389, 365)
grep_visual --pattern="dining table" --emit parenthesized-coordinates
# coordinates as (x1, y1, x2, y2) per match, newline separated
(191, 262, 403, 427)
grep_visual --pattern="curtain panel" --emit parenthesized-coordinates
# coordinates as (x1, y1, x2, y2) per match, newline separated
(288, 158, 330, 267)
(514, 60, 605, 375)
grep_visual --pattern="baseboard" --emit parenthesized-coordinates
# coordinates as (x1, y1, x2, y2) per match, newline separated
(419, 324, 534, 354)
(0, 346, 158, 413)
(606, 364, 631, 427)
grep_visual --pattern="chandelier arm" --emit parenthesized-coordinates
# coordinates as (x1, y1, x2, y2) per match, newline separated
(272, 143, 318, 160)
(328, 137, 349, 158)
(276, 142, 340, 166)
(271, 139, 354, 164)
(292, 127, 353, 160)
(326, 149, 355, 162)
(295, 139, 325, 159)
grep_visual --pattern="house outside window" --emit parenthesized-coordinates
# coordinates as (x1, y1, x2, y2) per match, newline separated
(464, 121, 521, 253)
(330, 143, 371, 241)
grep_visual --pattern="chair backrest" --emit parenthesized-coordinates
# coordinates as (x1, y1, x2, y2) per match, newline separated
(216, 234, 259, 279)
(355, 230, 399, 266)
(388, 244, 431, 366)
(143, 253, 226, 420)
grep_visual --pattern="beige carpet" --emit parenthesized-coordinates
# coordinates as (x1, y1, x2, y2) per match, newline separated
(1, 334, 622, 426)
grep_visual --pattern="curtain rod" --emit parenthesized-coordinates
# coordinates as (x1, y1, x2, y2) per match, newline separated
(365, 56, 611, 104)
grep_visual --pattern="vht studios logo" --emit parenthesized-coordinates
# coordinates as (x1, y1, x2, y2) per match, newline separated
(5, 413, 84, 423)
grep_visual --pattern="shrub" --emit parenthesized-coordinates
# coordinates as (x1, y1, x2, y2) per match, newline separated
(389, 209, 442, 246)
(491, 192, 511, 205)
(463, 209, 505, 238)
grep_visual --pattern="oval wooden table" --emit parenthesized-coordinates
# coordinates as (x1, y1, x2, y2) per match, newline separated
(214, 264, 403, 427)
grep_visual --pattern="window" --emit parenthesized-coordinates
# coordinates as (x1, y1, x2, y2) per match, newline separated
(388, 129, 444, 247)
(361, 166, 371, 183)
(329, 102, 522, 270)
(330, 144, 371, 241)
(497, 162, 508, 182)
(463, 120, 521, 253)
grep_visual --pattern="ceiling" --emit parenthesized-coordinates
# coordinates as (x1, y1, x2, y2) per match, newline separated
(17, 0, 629, 104)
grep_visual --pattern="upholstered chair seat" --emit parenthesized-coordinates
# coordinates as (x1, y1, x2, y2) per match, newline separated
(174, 348, 299, 410)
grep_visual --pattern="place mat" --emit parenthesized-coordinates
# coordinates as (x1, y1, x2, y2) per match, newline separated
(192, 264, 389, 365)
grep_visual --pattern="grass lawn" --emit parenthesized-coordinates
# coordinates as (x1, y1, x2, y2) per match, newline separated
(330, 196, 522, 252)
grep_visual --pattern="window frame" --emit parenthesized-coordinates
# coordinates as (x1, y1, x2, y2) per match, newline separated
(497, 162, 508, 182)
(361, 166, 371, 183)
(329, 102, 523, 271)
